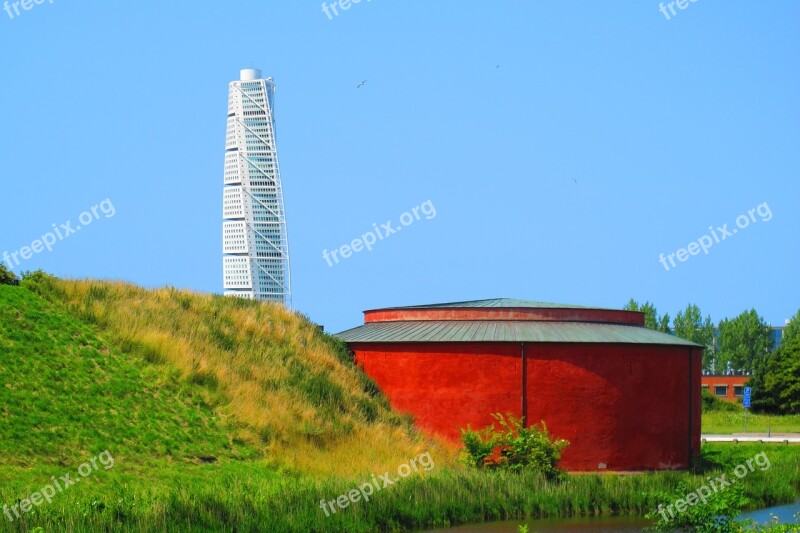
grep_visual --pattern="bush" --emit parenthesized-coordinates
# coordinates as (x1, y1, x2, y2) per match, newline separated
(702, 387, 740, 412)
(647, 482, 800, 532)
(19, 269, 58, 294)
(0, 264, 19, 285)
(646, 481, 748, 532)
(460, 413, 569, 480)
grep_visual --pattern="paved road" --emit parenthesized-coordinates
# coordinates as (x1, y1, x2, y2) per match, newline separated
(702, 433, 800, 443)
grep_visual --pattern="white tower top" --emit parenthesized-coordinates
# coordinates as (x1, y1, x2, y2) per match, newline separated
(240, 69, 262, 81)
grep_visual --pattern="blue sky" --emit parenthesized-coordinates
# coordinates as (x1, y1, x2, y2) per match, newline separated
(1, 1, 798, 333)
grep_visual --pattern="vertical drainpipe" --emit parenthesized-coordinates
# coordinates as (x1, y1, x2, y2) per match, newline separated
(688, 347, 694, 472)
(521, 343, 528, 427)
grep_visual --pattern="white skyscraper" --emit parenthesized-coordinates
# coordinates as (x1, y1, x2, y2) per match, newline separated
(223, 69, 291, 304)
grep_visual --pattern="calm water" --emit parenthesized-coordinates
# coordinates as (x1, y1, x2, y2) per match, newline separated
(424, 499, 800, 532)
(739, 499, 800, 525)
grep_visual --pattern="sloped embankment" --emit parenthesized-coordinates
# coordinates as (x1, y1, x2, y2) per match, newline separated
(2, 274, 443, 476)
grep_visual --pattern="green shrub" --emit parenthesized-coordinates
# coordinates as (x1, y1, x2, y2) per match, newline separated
(702, 387, 740, 412)
(647, 482, 800, 532)
(462, 426, 496, 469)
(0, 264, 19, 285)
(19, 269, 58, 292)
(646, 481, 748, 532)
(460, 413, 569, 480)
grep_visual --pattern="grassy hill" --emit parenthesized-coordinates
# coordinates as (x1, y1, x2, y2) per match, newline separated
(0, 280, 235, 467)
(1, 273, 442, 477)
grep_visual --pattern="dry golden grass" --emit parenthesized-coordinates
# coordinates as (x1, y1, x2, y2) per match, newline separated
(26, 276, 455, 477)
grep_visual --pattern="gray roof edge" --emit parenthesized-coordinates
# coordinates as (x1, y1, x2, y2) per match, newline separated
(334, 321, 702, 348)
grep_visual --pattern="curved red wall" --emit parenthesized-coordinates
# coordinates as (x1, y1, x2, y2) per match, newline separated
(352, 342, 701, 471)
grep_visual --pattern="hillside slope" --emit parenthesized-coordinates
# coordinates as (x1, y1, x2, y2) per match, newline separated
(2, 274, 443, 477)
(0, 283, 235, 468)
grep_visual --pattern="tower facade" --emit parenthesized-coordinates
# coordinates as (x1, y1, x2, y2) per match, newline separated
(222, 69, 291, 304)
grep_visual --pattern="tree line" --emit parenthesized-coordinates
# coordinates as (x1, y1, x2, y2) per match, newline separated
(625, 299, 799, 414)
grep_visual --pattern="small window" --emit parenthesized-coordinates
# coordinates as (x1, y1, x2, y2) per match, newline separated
(714, 385, 728, 396)
(702, 384, 710, 390)
(734, 386, 744, 397)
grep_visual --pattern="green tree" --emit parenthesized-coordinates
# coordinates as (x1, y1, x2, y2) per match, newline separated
(749, 336, 800, 414)
(0, 264, 19, 285)
(782, 309, 800, 344)
(673, 304, 715, 369)
(717, 309, 772, 373)
(624, 298, 670, 333)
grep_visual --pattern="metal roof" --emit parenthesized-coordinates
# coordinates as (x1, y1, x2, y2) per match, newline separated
(336, 320, 700, 346)
(374, 298, 604, 311)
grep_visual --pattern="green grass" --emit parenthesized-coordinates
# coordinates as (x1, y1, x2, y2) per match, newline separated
(1, 277, 798, 532)
(0, 444, 797, 532)
(703, 409, 800, 434)
(0, 283, 243, 467)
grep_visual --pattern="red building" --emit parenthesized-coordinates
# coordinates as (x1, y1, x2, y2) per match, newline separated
(337, 299, 703, 472)
(701, 375, 749, 402)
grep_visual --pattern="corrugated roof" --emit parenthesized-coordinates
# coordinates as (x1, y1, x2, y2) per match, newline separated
(380, 298, 601, 310)
(336, 320, 699, 346)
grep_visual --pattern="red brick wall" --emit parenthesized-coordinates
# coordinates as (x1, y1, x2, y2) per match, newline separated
(352, 342, 700, 471)
(354, 343, 522, 441)
(701, 375, 748, 402)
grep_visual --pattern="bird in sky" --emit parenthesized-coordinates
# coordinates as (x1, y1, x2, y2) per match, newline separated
(357, 80, 367, 88)
(496, 64, 501, 69)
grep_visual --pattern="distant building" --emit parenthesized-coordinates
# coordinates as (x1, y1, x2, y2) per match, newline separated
(222, 69, 291, 304)
(701, 374, 748, 402)
(337, 298, 703, 472)
(770, 326, 784, 351)
(702, 322, 788, 402)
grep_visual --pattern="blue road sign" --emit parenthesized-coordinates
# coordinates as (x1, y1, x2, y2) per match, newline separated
(743, 387, 752, 408)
